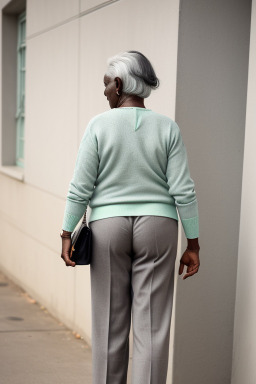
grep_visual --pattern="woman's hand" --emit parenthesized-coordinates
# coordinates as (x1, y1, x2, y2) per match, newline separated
(179, 248, 200, 280)
(61, 238, 76, 267)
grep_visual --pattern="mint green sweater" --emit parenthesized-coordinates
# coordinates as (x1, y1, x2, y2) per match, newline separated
(62, 107, 199, 238)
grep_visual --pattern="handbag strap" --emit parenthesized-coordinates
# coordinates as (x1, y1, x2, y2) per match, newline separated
(81, 210, 87, 226)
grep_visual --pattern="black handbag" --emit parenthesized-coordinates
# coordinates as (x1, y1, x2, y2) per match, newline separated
(70, 211, 92, 265)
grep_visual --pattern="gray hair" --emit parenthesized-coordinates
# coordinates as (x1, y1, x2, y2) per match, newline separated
(105, 50, 160, 98)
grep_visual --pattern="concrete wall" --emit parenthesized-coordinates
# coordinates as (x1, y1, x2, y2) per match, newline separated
(0, 0, 180, 377)
(231, 1, 256, 382)
(173, 0, 251, 383)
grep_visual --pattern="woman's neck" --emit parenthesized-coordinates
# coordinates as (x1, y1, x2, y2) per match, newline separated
(116, 94, 146, 108)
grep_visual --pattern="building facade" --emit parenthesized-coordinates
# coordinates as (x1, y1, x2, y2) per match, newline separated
(0, 0, 254, 383)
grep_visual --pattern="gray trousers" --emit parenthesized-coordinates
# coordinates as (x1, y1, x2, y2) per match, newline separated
(89, 216, 178, 384)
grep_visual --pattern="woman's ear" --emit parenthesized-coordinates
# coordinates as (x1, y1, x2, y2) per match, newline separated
(115, 77, 123, 94)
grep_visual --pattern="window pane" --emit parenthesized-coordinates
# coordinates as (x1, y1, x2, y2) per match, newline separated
(16, 11, 26, 168)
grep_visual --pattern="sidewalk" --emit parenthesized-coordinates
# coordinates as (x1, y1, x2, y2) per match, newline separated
(0, 270, 93, 384)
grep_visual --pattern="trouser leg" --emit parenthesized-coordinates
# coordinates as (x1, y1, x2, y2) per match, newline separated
(89, 217, 133, 384)
(131, 216, 178, 384)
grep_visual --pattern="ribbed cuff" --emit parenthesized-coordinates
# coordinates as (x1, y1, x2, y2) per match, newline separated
(181, 216, 199, 239)
(62, 212, 81, 232)
(62, 199, 87, 232)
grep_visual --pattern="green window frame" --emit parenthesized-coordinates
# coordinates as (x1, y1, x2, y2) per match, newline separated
(16, 11, 26, 167)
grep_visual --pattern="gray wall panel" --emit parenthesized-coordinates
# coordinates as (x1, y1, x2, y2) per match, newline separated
(173, 0, 251, 383)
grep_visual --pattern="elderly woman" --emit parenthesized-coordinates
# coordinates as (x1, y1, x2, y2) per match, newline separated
(60, 51, 200, 384)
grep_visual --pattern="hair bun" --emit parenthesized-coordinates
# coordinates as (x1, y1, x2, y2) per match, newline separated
(144, 75, 160, 88)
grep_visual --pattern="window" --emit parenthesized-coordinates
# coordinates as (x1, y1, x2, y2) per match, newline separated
(15, 11, 26, 168)
(1, 0, 26, 180)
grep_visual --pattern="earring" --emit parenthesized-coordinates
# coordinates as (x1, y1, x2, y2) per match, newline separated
(116, 91, 120, 96)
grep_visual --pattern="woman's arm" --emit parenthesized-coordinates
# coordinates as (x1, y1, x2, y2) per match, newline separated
(166, 121, 200, 279)
(166, 121, 199, 239)
(62, 122, 99, 232)
(60, 122, 99, 266)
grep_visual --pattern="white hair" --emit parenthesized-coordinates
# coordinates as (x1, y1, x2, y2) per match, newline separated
(105, 50, 160, 98)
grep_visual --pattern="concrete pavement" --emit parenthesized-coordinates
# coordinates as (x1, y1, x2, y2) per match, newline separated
(0, 270, 93, 384)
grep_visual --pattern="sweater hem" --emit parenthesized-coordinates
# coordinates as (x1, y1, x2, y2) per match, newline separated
(88, 203, 178, 223)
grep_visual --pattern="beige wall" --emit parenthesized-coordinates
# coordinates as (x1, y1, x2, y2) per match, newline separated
(27, 0, 79, 36)
(231, 0, 256, 382)
(0, 0, 180, 376)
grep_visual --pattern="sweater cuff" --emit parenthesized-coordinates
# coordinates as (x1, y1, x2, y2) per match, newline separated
(62, 212, 81, 232)
(62, 199, 87, 232)
(175, 199, 199, 238)
(181, 216, 199, 239)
